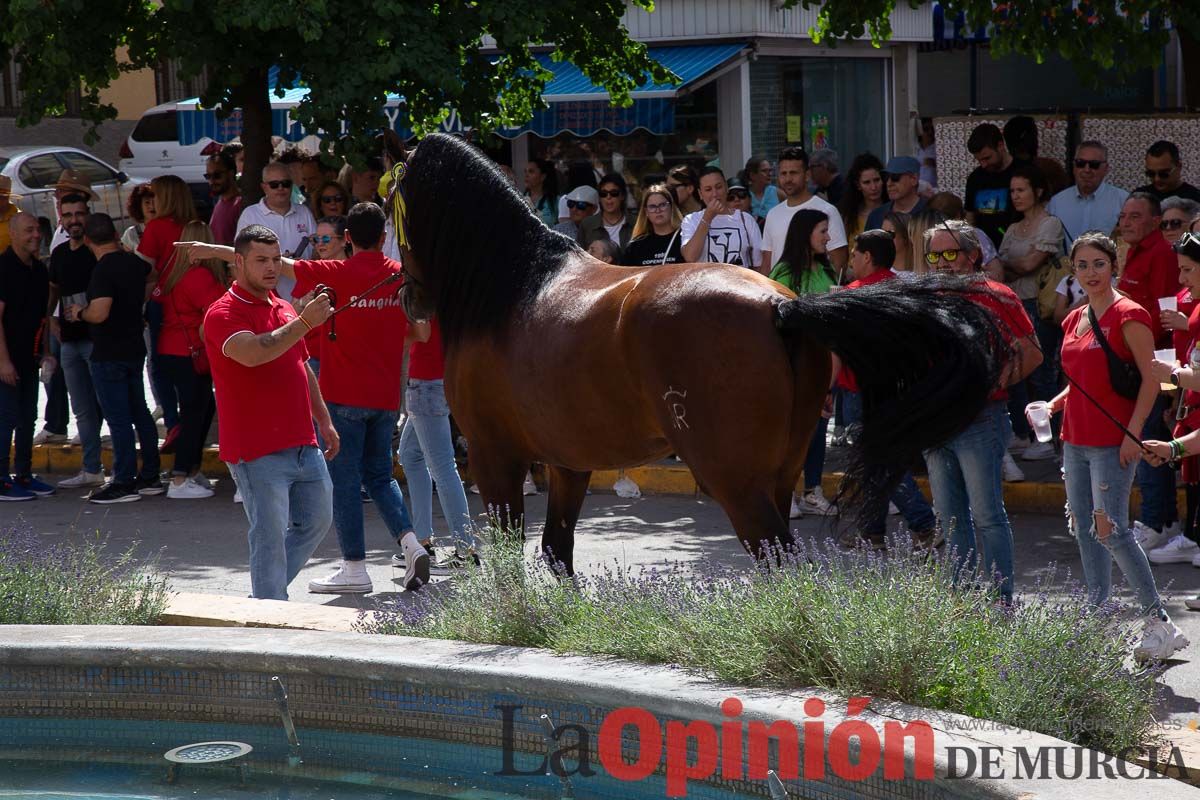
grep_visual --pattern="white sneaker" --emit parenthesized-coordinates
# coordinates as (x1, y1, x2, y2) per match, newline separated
(58, 470, 105, 489)
(1186, 595, 1200, 611)
(308, 561, 373, 594)
(469, 483, 481, 495)
(789, 494, 804, 519)
(1021, 441, 1057, 461)
(888, 501, 900, 516)
(189, 472, 213, 491)
(1002, 452, 1025, 482)
(32, 428, 67, 445)
(1148, 534, 1200, 564)
(801, 488, 836, 516)
(523, 472, 538, 495)
(69, 432, 81, 446)
(1133, 520, 1174, 553)
(1134, 615, 1190, 661)
(400, 537, 430, 591)
(233, 488, 243, 504)
(167, 478, 215, 499)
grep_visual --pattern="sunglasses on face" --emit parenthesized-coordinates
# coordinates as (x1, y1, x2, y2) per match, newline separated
(645, 202, 670, 212)
(885, 174, 908, 183)
(727, 191, 749, 200)
(1146, 168, 1174, 180)
(1074, 159, 1105, 170)
(1163, 218, 1187, 230)
(566, 200, 594, 211)
(598, 189, 622, 199)
(266, 179, 293, 189)
(924, 249, 962, 265)
(203, 172, 227, 180)
(309, 234, 340, 244)
(320, 194, 346, 204)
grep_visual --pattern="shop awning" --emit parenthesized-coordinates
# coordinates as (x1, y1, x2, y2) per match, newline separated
(174, 43, 748, 144)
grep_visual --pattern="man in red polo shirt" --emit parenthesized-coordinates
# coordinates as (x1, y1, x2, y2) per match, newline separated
(835, 229, 938, 549)
(198, 225, 337, 602)
(1117, 192, 1182, 539)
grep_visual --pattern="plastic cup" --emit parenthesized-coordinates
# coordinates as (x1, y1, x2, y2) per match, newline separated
(1159, 296, 1178, 312)
(1025, 401, 1053, 444)
(1155, 348, 1177, 364)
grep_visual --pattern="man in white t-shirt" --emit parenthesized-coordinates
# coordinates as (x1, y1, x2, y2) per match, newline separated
(760, 147, 847, 272)
(236, 162, 316, 300)
(680, 167, 762, 270)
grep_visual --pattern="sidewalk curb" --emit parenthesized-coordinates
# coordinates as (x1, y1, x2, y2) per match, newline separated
(21, 443, 1171, 517)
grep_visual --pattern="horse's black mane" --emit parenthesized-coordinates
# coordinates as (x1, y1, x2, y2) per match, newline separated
(404, 134, 577, 346)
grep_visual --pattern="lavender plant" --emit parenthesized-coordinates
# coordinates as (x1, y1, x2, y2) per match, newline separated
(0, 522, 169, 625)
(358, 526, 1159, 755)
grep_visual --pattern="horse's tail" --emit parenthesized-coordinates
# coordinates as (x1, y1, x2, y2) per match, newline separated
(775, 274, 1012, 524)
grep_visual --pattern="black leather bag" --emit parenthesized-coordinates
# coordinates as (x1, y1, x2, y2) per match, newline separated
(1087, 304, 1142, 400)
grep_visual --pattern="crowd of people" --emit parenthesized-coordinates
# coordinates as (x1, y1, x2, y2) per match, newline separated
(2, 116, 1200, 657)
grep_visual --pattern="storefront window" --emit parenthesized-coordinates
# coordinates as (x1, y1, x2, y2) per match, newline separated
(526, 82, 719, 205)
(783, 59, 888, 162)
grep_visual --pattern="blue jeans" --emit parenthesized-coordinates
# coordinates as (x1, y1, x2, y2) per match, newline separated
(145, 300, 179, 430)
(327, 403, 413, 561)
(89, 359, 160, 484)
(60, 340, 102, 474)
(398, 379, 472, 550)
(803, 416, 828, 492)
(924, 402, 1015, 600)
(1136, 394, 1177, 529)
(229, 445, 332, 600)
(1062, 442, 1162, 615)
(0, 364, 37, 477)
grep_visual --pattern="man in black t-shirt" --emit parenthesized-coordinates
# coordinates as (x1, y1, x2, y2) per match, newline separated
(1133, 140, 1200, 204)
(0, 212, 53, 501)
(73, 213, 159, 504)
(965, 123, 1026, 250)
(48, 193, 105, 488)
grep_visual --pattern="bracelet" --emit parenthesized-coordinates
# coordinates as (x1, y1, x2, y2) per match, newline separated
(1170, 439, 1186, 460)
(297, 316, 313, 331)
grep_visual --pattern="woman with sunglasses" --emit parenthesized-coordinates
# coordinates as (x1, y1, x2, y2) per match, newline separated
(581, 173, 635, 256)
(1160, 197, 1200, 246)
(523, 159, 559, 227)
(1045, 230, 1187, 661)
(622, 184, 684, 267)
(309, 180, 349, 219)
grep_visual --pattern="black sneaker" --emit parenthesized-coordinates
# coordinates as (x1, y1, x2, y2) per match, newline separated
(135, 475, 166, 496)
(88, 482, 142, 505)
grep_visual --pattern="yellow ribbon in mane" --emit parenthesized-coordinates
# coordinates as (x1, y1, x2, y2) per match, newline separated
(387, 161, 409, 249)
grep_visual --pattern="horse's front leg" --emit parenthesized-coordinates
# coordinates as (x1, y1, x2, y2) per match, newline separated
(541, 465, 591, 576)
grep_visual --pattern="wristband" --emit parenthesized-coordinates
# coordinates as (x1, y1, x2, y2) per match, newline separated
(1170, 439, 1186, 460)
(297, 316, 314, 331)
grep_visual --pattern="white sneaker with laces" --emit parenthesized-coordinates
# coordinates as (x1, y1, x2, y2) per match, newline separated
(801, 488, 835, 516)
(32, 428, 67, 445)
(1021, 441, 1057, 461)
(58, 470, 105, 489)
(167, 478, 215, 499)
(1148, 534, 1200, 564)
(789, 494, 804, 519)
(399, 533, 430, 591)
(1001, 453, 1025, 482)
(308, 560, 373, 594)
(1133, 520, 1173, 553)
(233, 488, 243, 504)
(523, 472, 538, 495)
(189, 472, 213, 491)
(1134, 615, 1190, 661)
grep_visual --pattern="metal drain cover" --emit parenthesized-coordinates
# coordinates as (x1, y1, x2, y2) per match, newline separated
(164, 741, 253, 764)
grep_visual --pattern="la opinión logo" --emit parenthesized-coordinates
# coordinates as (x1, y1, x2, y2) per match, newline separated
(496, 696, 935, 797)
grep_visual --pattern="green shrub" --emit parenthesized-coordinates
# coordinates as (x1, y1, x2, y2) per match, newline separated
(0, 523, 170, 625)
(360, 526, 1159, 756)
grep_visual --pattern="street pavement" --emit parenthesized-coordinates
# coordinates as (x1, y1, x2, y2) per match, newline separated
(7, 470, 1200, 730)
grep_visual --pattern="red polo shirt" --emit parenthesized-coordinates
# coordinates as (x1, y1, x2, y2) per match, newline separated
(836, 268, 895, 392)
(292, 251, 408, 410)
(1118, 229, 1178, 345)
(203, 283, 315, 464)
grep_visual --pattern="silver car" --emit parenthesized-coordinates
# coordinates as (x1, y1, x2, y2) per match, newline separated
(0, 146, 146, 255)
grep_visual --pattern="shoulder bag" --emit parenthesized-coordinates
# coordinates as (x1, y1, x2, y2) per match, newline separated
(1086, 303, 1140, 400)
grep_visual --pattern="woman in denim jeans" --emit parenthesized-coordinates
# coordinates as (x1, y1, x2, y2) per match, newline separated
(1049, 230, 1187, 661)
(397, 318, 476, 569)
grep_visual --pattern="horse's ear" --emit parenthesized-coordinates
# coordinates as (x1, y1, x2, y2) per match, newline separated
(381, 129, 408, 165)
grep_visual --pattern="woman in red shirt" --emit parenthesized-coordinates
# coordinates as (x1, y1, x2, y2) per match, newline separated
(1049, 230, 1186, 661)
(136, 174, 198, 448)
(157, 220, 228, 499)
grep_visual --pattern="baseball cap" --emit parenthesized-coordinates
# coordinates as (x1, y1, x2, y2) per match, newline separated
(883, 156, 920, 176)
(564, 185, 599, 206)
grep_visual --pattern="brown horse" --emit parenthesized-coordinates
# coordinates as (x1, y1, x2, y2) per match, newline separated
(398, 134, 1008, 574)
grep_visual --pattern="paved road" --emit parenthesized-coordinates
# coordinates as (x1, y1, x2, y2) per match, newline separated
(8, 472, 1200, 728)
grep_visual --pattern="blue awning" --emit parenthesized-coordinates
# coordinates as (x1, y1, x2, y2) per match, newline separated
(175, 43, 747, 144)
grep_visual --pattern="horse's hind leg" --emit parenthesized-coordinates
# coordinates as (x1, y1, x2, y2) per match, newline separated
(541, 465, 591, 576)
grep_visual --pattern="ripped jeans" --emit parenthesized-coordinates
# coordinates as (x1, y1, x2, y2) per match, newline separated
(1061, 442, 1162, 615)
